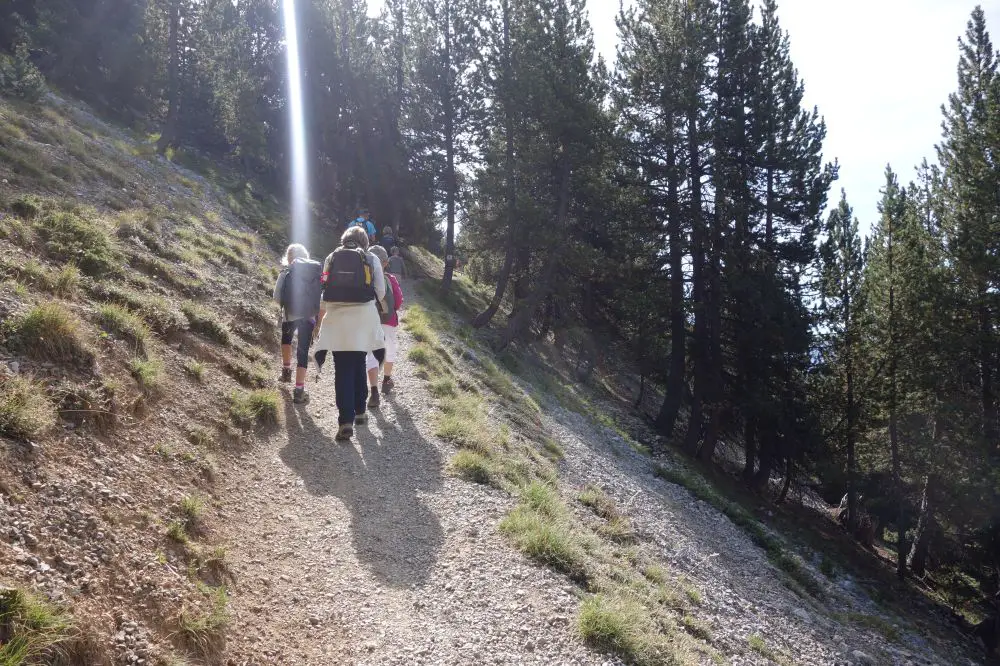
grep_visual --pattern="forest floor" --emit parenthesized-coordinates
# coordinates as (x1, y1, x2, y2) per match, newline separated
(0, 89, 989, 666)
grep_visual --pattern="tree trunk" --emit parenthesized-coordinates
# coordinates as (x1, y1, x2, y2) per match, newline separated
(846, 294, 858, 532)
(697, 183, 724, 463)
(499, 160, 570, 348)
(778, 457, 793, 503)
(635, 373, 646, 409)
(441, 0, 457, 292)
(981, 300, 997, 445)
(157, 0, 181, 154)
(907, 473, 933, 576)
(742, 418, 757, 481)
(472, 0, 516, 328)
(683, 106, 705, 456)
(655, 144, 685, 439)
(887, 208, 906, 580)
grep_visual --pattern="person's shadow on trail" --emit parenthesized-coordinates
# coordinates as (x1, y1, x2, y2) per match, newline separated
(278, 394, 444, 589)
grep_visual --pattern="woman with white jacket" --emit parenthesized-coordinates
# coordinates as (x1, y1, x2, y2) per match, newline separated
(312, 226, 385, 441)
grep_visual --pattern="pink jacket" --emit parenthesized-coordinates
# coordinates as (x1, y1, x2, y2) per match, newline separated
(386, 273, 403, 327)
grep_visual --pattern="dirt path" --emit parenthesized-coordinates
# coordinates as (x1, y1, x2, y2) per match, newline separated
(219, 280, 616, 666)
(216, 279, 980, 666)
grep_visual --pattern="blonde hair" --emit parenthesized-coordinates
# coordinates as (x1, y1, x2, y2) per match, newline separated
(282, 243, 309, 265)
(341, 226, 370, 250)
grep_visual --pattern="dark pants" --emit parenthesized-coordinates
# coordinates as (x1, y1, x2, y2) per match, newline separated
(333, 351, 368, 425)
(281, 318, 315, 369)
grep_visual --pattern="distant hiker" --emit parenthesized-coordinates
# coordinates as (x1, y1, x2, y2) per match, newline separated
(272, 243, 322, 404)
(387, 246, 407, 279)
(366, 245, 403, 406)
(381, 226, 396, 250)
(348, 208, 377, 244)
(312, 226, 386, 441)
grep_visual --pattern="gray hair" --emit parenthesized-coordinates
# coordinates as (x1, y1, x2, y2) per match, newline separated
(341, 226, 369, 250)
(282, 243, 309, 265)
(369, 245, 389, 266)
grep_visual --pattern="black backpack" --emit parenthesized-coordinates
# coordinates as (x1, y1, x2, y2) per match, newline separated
(279, 259, 323, 320)
(322, 245, 375, 303)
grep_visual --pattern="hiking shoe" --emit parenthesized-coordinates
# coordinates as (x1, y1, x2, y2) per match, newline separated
(367, 389, 380, 409)
(280, 367, 293, 383)
(382, 376, 395, 395)
(355, 413, 368, 426)
(293, 387, 309, 404)
(335, 424, 353, 441)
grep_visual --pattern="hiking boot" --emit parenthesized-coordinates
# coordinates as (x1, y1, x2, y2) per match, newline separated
(293, 387, 309, 404)
(382, 376, 395, 395)
(280, 367, 293, 383)
(367, 389, 380, 409)
(355, 413, 368, 426)
(335, 424, 353, 441)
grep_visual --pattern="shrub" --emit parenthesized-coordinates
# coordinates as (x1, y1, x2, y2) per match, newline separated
(13, 302, 91, 365)
(0, 45, 46, 102)
(9, 193, 43, 220)
(97, 303, 151, 355)
(0, 375, 55, 441)
(229, 389, 279, 428)
(182, 302, 231, 345)
(34, 208, 118, 278)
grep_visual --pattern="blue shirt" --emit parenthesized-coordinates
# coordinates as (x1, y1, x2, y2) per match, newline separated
(348, 217, 376, 237)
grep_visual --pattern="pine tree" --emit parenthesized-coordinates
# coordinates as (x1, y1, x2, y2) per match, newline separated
(818, 191, 864, 531)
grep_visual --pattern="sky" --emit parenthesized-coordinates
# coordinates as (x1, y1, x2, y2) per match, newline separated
(588, 0, 1000, 235)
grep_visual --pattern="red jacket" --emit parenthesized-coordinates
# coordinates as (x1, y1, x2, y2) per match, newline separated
(385, 273, 403, 327)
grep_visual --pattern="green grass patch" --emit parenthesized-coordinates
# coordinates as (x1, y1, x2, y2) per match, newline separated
(176, 585, 228, 661)
(11, 302, 92, 365)
(179, 494, 205, 535)
(181, 302, 232, 345)
(434, 392, 496, 455)
(577, 593, 688, 666)
(97, 303, 151, 355)
(0, 375, 56, 441)
(90, 283, 187, 335)
(187, 426, 215, 449)
(229, 389, 279, 428)
(0, 587, 73, 664)
(541, 437, 565, 461)
(223, 358, 270, 389)
(129, 357, 163, 393)
(184, 360, 206, 383)
(450, 450, 492, 484)
(33, 206, 119, 277)
(833, 612, 901, 642)
(500, 484, 589, 582)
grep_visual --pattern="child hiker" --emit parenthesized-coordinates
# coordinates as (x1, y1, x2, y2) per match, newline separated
(312, 226, 386, 441)
(272, 244, 323, 404)
(366, 245, 403, 408)
(387, 245, 407, 278)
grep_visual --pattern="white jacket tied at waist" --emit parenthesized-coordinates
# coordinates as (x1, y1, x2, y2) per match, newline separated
(313, 250, 386, 353)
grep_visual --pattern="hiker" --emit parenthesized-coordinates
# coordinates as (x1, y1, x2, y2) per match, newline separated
(312, 226, 386, 441)
(387, 246, 407, 279)
(381, 225, 396, 250)
(366, 245, 404, 407)
(272, 243, 323, 404)
(348, 208, 377, 244)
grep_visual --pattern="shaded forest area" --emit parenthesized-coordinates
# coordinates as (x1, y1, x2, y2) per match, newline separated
(2, 0, 999, 640)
